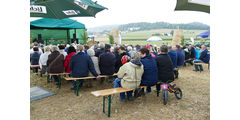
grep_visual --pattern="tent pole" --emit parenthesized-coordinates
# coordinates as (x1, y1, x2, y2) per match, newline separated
(67, 29, 70, 44)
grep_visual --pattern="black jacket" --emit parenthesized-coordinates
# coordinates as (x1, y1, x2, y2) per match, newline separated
(99, 50, 116, 75)
(114, 52, 128, 73)
(95, 48, 105, 57)
(155, 53, 174, 83)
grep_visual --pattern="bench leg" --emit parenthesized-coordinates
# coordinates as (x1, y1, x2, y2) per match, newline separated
(108, 95, 111, 117)
(76, 80, 79, 96)
(103, 96, 105, 113)
(58, 76, 61, 89)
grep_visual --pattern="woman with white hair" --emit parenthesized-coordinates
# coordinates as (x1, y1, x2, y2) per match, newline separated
(86, 49, 101, 87)
(39, 46, 51, 76)
(114, 51, 144, 101)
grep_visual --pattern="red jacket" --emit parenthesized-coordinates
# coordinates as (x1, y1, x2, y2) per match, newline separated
(64, 52, 76, 73)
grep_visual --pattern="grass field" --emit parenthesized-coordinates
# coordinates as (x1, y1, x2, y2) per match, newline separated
(95, 29, 209, 46)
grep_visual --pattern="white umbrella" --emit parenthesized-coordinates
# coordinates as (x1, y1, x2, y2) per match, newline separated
(146, 36, 162, 42)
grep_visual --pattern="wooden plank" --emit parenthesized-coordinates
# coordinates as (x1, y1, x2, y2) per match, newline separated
(91, 88, 132, 97)
(64, 76, 96, 81)
(64, 73, 118, 81)
(30, 65, 40, 68)
(91, 86, 147, 97)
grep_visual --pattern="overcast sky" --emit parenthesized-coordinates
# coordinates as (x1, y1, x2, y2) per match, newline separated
(30, 0, 210, 28)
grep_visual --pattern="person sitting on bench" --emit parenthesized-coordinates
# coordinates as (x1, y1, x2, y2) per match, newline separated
(139, 47, 158, 93)
(69, 45, 101, 90)
(193, 45, 210, 71)
(114, 51, 144, 101)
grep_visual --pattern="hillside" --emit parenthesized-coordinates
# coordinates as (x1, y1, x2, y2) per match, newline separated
(87, 22, 210, 33)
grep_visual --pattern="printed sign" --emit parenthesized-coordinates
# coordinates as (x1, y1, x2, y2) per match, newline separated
(188, 0, 210, 6)
(63, 10, 78, 15)
(30, 5, 47, 14)
(74, 0, 88, 10)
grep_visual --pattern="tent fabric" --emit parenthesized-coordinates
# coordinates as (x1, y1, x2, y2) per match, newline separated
(175, 0, 210, 13)
(30, 18, 85, 29)
(196, 30, 210, 38)
(146, 36, 163, 42)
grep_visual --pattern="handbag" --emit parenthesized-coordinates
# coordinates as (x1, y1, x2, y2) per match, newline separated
(133, 67, 144, 98)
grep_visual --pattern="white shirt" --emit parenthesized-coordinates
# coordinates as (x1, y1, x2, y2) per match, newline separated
(39, 51, 51, 69)
(59, 50, 67, 59)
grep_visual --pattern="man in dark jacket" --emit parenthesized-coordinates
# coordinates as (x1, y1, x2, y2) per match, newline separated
(168, 46, 178, 79)
(70, 45, 100, 89)
(95, 43, 105, 57)
(47, 46, 64, 85)
(155, 45, 174, 91)
(176, 45, 185, 67)
(114, 46, 129, 73)
(139, 48, 158, 93)
(193, 45, 210, 71)
(99, 44, 116, 75)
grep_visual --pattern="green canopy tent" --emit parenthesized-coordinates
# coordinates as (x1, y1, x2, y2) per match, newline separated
(175, 0, 210, 13)
(30, 18, 87, 45)
(30, 0, 107, 19)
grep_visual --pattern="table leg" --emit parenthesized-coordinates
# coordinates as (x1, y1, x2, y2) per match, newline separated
(76, 80, 79, 96)
(108, 95, 111, 117)
(103, 96, 105, 113)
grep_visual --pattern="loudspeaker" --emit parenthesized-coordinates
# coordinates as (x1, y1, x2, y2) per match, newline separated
(71, 33, 78, 44)
(37, 34, 44, 44)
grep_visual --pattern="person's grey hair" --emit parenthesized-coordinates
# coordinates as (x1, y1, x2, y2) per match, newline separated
(160, 45, 168, 53)
(168, 45, 172, 50)
(77, 45, 84, 51)
(131, 51, 141, 61)
(127, 46, 132, 51)
(51, 45, 59, 52)
(87, 49, 95, 57)
(99, 43, 105, 49)
(44, 46, 51, 52)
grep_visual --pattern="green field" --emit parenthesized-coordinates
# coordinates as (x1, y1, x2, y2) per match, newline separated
(95, 29, 210, 46)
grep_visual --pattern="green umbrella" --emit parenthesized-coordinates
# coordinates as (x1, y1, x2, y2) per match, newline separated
(175, 0, 210, 13)
(30, 0, 107, 19)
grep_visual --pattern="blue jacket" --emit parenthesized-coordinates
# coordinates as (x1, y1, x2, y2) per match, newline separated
(30, 52, 40, 65)
(176, 49, 185, 67)
(99, 50, 116, 75)
(70, 52, 98, 77)
(199, 49, 210, 63)
(168, 50, 178, 68)
(140, 54, 159, 86)
(195, 49, 200, 59)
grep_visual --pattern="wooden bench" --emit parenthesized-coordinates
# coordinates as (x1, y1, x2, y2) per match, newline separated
(63, 73, 118, 96)
(194, 62, 210, 71)
(48, 73, 70, 89)
(91, 86, 146, 117)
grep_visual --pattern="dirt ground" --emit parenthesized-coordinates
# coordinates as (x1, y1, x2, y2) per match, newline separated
(30, 64, 210, 120)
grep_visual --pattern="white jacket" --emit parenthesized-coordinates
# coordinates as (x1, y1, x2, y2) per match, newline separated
(39, 51, 51, 69)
